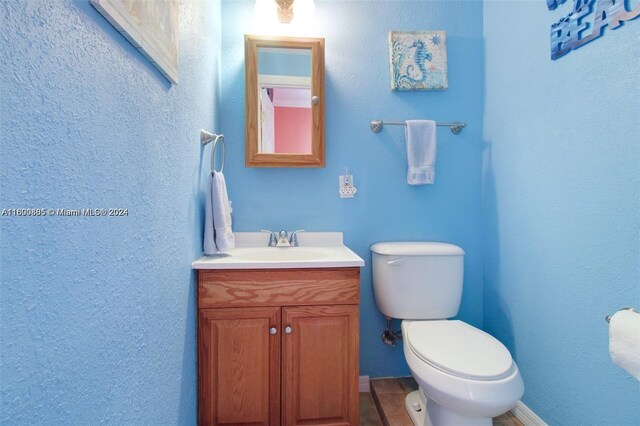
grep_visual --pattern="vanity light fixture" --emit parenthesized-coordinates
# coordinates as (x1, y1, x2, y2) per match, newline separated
(275, 0, 294, 23)
(255, 0, 316, 28)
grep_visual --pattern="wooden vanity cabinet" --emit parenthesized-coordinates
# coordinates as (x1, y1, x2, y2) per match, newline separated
(197, 268, 360, 426)
(198, 306, 281, 425)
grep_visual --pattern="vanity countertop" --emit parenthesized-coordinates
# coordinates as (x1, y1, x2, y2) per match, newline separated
(192, 232, 365, 270)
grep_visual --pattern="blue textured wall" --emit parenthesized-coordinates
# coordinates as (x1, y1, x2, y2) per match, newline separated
(483, 1, 640, 424)
(221, 0, 485, 378)
(0, 0, 220, 423)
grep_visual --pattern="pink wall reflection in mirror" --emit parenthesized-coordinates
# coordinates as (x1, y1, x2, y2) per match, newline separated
(274, 106, 312, 153)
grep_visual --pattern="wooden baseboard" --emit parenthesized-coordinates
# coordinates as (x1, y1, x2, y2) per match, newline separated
(359, 375, 370, 392)
(511, 401, 547, 426)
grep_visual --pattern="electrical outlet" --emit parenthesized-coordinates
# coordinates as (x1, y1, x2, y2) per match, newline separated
(339, 173, 357, 198)
(339, 185, 357, 198)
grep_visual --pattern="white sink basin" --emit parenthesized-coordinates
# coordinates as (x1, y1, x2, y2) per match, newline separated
(192, 232, 364, 270)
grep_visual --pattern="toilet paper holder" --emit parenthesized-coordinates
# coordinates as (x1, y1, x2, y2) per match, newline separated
(606, 307, 637, 323)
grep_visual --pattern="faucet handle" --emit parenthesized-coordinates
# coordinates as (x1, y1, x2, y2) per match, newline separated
(289, 229, 306, 247)
(261, 229, 278, 247)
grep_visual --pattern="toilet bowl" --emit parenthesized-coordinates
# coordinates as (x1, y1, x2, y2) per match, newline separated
(370, 242, 525, 426)
(402, 320, 524, 425)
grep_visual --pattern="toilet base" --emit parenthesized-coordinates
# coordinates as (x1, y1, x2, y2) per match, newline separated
(405, 389, 493, 426)
(405, 390, 427, 426)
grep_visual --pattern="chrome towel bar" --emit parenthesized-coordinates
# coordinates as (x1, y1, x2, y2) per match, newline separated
(370, 119, 467, 135)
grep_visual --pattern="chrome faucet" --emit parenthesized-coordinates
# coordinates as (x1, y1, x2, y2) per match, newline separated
(261, 229, 305, 247)
(277, 230, 290, 246)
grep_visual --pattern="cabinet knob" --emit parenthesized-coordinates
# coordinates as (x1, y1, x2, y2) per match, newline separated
(269, 327, 277, 335)
(311, 96, 320, 105)
(284, 326, 293, 334)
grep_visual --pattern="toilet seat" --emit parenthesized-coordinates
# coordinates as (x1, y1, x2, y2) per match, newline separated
(406, 320, 515, 381)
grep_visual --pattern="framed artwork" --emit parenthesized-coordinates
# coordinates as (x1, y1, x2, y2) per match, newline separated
(389, 31, 448, 91)
(91, 0, 179, 84)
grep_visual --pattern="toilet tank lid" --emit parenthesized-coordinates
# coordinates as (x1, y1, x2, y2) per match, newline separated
(370, 242, 464, 256)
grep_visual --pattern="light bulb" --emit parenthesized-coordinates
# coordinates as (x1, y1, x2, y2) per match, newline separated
(291, 0, 316, 25)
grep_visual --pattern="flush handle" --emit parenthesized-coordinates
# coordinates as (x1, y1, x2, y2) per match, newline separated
(387, 259, 405, 266)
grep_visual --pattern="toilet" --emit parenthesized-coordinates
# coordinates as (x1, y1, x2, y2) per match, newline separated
(371, 242, 524, 426)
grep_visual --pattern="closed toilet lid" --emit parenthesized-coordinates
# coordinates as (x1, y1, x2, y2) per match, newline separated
(406, 320, 515, 380)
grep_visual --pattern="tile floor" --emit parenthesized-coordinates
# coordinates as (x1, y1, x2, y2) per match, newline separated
(361, 377, 523, 426)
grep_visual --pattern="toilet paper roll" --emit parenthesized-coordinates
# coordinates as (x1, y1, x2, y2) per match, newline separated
(609, 309, 640, 380)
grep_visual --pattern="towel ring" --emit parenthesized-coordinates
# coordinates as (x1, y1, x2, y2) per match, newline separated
(200, 130, 225, 173)
(210, 135, 225, 173)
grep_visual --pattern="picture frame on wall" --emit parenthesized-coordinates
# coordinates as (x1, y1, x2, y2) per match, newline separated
(389, 31, 448, 91)
(91, 0, 179, 84)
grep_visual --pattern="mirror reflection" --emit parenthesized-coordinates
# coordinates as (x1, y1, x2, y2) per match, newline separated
(257, 47, 312, 154)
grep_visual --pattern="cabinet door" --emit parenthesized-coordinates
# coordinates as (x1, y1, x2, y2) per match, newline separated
(282, 305, 359, 426)
(199, 307, 281, 426)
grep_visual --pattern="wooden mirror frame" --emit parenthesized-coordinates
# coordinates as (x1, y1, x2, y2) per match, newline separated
(245, 35, 325, 168)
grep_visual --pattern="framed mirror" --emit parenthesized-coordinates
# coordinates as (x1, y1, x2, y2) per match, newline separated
(245, 35, 325, 168)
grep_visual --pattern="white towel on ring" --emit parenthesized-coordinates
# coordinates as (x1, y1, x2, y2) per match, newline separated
(204, 171, 235, 254)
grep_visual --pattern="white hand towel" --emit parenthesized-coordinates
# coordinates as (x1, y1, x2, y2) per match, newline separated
(203, 171, 235, 254)
(405, 120, 437, 185)
(609, 309, 640, 380)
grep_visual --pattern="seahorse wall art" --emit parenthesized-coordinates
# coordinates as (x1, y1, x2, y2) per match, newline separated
(389, 31, 448, 91)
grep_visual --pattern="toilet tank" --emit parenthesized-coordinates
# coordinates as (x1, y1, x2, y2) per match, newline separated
(371, 242, 465, 320)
